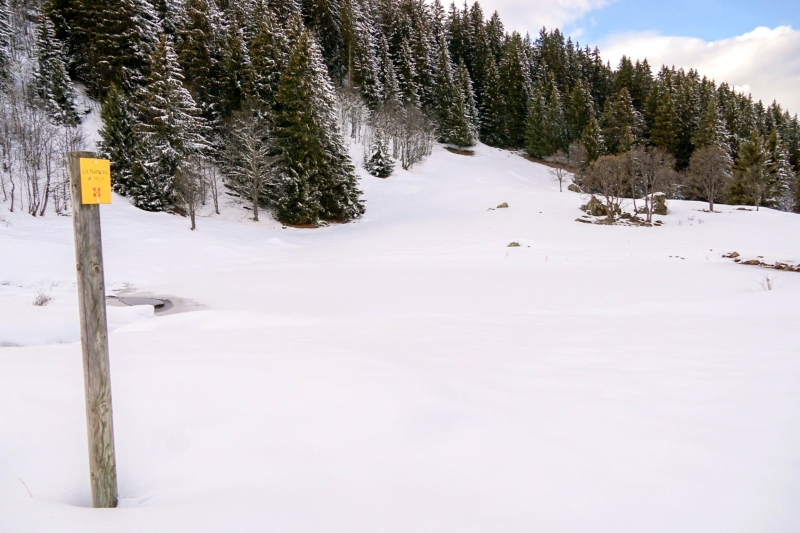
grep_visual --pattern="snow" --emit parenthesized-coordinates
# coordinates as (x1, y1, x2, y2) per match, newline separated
(1, 143, 800, 532)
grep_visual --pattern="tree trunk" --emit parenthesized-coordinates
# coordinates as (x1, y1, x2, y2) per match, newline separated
(212, 169, 220, 215)
(39, 165, 52, 217)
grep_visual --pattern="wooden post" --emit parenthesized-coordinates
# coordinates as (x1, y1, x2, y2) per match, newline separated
(68, 151, 118, 508)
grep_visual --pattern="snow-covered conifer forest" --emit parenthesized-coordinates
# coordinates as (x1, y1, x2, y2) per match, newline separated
(1, 0, 800, 531)
(0, 0, 798, 217)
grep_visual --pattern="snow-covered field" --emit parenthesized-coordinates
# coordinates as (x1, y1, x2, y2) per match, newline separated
(1, 144, 799, 532)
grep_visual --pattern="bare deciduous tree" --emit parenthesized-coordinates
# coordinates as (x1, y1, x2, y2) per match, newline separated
(338, 85, 370, 143)
(336, 89, 434, 175)
(630, 145, 676, 222)
(0, 61, 85, 217)
(223, 105, 278, 222)
(549, 150, 569, 192)
(567, 141, 589, 180)
(687, 144, 733, 211)
(368, 104, 434, 171)
(175, 155, 204, 230)
(0, 91, 15, 208)
(396, 106, 435, 170)
(583, 154, 627, 217)
(202, 159, 221, 215)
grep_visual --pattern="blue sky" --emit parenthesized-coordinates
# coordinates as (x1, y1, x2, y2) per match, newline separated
(568, 0, 800, 46)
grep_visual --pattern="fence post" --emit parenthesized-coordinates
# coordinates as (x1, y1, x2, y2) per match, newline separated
(67, 151, 118, 508)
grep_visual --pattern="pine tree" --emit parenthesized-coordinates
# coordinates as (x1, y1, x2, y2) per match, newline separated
(133, 36, 208, 211)
(630, 59, 652, 111)
(650, 83, 678, 155)
(98, 84, 140, 195)
(580, 115, 604, 162)
(479, 55, 503, 146)
(465, 2, 485, 74)
(673, 72, 701, 168)
(341, 0, 381, 107)
(469, 10, 489, 108)
(271, 0, 303, 25)
(543, 76, 567, 153)
(152, 0, 181, 35)
(460, 60, 480, 127)
(374, 0, 396, 48)
(395, 37, 419, 106)
(693, 94, 730, 151)
(447, 61, 478, 147)
(497, 32, 529, 147)
(431, 38, 475, 147)
(376, 34, 400, 106)
(175, 0, 225, 119)
(429, 0, 446, 43)
(566, 79, 595, 143)
(485, 10, 504, 63)
(300, 0, 345, 82)
(273, 30, 363, 224)
(613, 56, 634, 99)
(525, 80, 547, 157)
(765, 129, 795, 210)
(0, 0, 11, 86)
(33, 14, 79, 125)
(729, 130, 768, 209)
(405, 0, 436, 110)
(535, 29, 570, 94)
(218, 18, 251, 117)
(586, 46, 613, 113)
(525, 74, 566, 157)
(794, 172, 800, 214)
(446, 1, 470, 70)
(764, 101, 785, 135)
(432, 36, 455, 134)
(601, 88, 641, 154)
(364, 135, 394, 177)
(282, 13, 307, 62)
(66, 0, 160, 95)
(249, 5, 289, 107)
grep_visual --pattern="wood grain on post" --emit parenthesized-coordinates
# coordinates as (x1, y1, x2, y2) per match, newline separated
(68, 151, 118, 509)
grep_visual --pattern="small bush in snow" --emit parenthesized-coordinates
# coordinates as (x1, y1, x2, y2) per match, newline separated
(32, 290, 52, 306)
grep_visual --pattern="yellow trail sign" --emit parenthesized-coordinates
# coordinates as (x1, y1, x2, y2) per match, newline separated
(80, 158, 112, 205)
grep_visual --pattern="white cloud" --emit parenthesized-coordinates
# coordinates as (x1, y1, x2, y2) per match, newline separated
(600, 26, 800, 115)
(475, 0, 615, 36)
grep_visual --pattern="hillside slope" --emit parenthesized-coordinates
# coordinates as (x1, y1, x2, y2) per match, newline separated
(1, 145, 799, 532)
